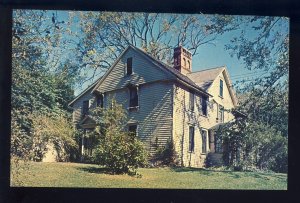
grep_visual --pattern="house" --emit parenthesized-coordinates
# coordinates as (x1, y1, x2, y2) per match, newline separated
(68, 45, 240, 168)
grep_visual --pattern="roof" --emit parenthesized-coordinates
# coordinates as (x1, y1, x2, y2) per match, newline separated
(187, 66, 225, 90)
(129, 45, 210, 96)
(68, 77, 102, 107)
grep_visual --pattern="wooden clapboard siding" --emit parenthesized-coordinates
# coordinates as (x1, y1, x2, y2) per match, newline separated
(207, 70, 235, 124)
(96, 48, 175, 93)
(104, 81, 173, 155)
(173, 83, 211, 168)
(72, 88, 96, 125)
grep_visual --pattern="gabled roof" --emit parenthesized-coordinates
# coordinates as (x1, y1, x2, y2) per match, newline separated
(187, 66, 225, 90)
(129, 46, 209, 95)
(92, 45, 211, 97)
(68, 77, 102, 107)
(187, 66, 238, 106)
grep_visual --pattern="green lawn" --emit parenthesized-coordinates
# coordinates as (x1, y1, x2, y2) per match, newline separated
(11, 161, 287, 190)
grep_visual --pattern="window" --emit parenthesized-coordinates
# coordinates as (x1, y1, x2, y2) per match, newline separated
(128, 124, 137, 136)
(187, 60, 190, 69)
(201, 130, 207, 153)
(219, 79, 223, 97)
(82, 100, 89, 116)
(129, 86, 139, 107)
(218, 104, 224, 123)
(126, 57, 133, 75)
(201, 96, 207, 116)
(189, 92, 194, 111)
(189, 126, 195, 152)
(183, 57, 186, 67)
(96, 94, 103, 108)
(215, 133, 223, 153)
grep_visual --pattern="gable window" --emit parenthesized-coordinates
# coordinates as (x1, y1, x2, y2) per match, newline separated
(189, 92, 194, 111)
(129, 86, 139, 108)
(189, 126, 195, 152)
(126, 57, 133, 75)
(219, 79, 223, 97)
(201, 96, 208, 116)
(82, 100, 89, 116)
(128, 124, 137, 136)
(96, 94, 103, 108)
(201, 129, 207, 153)
(218, 104, 224, 123)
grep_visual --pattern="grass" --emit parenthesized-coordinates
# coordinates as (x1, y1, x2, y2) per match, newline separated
(11, 161, 287, 190)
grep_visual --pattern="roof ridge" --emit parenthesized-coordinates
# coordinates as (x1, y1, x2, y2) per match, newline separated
(189, 66, 225, 74)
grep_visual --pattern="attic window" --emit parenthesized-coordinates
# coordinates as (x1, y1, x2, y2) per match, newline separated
(127, 57, 133, 75)
(219, 79, 223, 97)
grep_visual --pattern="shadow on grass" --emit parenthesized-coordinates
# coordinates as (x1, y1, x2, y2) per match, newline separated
(76, 166, 111, 174)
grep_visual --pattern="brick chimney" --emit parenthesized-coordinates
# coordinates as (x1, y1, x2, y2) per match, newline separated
(173, 46, 192, 75)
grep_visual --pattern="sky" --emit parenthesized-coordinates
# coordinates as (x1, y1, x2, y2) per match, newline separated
(46, 11, 288, 96)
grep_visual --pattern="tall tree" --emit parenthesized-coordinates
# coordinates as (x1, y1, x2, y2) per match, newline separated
(75, 12, 238, 85)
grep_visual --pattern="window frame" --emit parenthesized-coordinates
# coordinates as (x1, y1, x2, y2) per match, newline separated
(128, 124, 138, 136)
(201, 96, 208, 116)
(82, 100, 89, 116)
(201, 129, 208, 154)
(219, 79, 224, 97)
(189, 126, 195, 152)
(96, 94, 104, 108)
(129, 85, 139, 108)
(126, 57, 133, 76)
(189, 91, 195, 112)
(218, 104, 224, 123)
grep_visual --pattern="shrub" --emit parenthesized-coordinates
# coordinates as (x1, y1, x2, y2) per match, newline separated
(30, 113, 78, 162)
(91, 99, 148, 175)
(152, 139, 179, 167)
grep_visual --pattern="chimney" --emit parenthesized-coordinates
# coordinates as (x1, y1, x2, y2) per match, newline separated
(173, 46, 192, 75)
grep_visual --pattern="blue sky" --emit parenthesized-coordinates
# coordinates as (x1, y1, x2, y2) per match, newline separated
(48, 11, 288, 96)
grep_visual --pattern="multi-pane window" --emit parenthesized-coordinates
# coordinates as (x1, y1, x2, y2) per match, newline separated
(127, 57, 133, 75)
(218, 104, 224, 123)
(219, 79, 223, 97)
(96, 94, 103, 108)
(189, 92, 194, 111)
(201, 96, 208, 116)
(201, 130, 207, 153)
(128, 124, 137, 136)
(129, 86, 139, 107)
(189, 126, 195, 152)
(82, 100, 89, 116)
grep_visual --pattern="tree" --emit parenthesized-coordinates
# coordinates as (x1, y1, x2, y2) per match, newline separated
(30, 113, 78, 162)
(75, 12, 238, 85)
(91, 100, 148, 175)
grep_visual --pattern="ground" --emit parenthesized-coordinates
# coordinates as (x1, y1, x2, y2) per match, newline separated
(11, 161, 287, 190)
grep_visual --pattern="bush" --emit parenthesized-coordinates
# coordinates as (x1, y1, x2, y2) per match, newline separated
(218, 120, 288, 173)
(91, 99, 148, 175)
(152, 139, 179, 167)
(30, 113, 78, 162)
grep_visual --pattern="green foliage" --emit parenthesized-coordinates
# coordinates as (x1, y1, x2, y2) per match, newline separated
(91, 100, 148, 175)
(218, 120, 287, 173)
(153, 139, 179, 167)
(30, 113, 78, 162)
